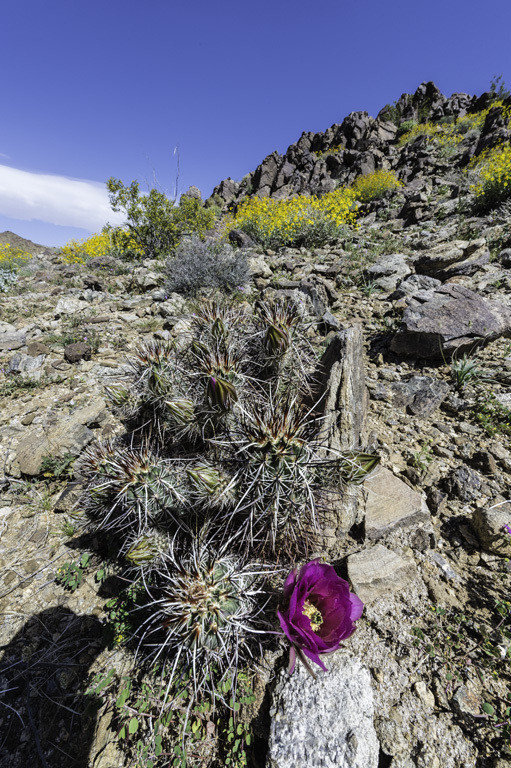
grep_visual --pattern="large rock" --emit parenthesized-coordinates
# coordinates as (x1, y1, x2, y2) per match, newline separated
(7, 353, 45, 375)
(267, 652, 379, 768)
(365, 253, 411, 292)
(54, 296, 89, 318)
(316, 325, 368, 452)
(390, 284, 511, 359)
(415, 239, 489, 279)
(16, 398, 107, 475)
(390, 274, 441, 302)
(64, 342, 92, 363)
(0, 322, 27, 351)
(390, 375, 450, 416)
(363, 466, 430, 540)
(348, 544, 418, 603)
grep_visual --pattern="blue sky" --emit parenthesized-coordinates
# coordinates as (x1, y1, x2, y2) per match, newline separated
(1, 0, 510, 247)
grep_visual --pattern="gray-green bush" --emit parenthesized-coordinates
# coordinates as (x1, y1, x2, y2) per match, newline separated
(165, 235, 250, 296)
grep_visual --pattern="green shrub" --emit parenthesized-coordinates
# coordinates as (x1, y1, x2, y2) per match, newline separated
(350, 169, 402, 203)
(173, 194, 216, 238)
(165, 235, 250, 296)
(397, 119, 417, 137)
(107, 178, 180, 259)
(106, 179, 217, 260)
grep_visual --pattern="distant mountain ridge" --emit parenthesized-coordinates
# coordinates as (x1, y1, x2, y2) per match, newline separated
(0, 230, 50, 255)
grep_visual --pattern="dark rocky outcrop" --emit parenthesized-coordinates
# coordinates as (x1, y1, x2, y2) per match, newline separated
(390, 284, 511, 359)
(209, 81, 510, 208)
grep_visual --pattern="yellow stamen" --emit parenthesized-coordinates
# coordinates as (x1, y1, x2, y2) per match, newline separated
(302, 600, 323, 632)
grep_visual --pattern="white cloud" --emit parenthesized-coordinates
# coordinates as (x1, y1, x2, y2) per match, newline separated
(0, 164, 125, 230)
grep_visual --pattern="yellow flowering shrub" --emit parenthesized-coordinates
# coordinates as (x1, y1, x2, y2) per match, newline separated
(59, 230, 144, 265)
(469, 142, 511, 207)
(230, 188, 357, 249)
(399, 102, 511, 149)
(398, 121, 439, 145)
(59, 232, 112, 265)
(350, 169, 402, 203)
(314, 143, 343, 157)
(0, 243, 32, 270)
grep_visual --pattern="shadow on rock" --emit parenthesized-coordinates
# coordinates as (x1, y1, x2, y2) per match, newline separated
(0, 606, 105, 768)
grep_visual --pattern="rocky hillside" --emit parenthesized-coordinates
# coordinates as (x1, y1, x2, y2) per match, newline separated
(1, 82, 511, 768)
(211, 81, 510, 205)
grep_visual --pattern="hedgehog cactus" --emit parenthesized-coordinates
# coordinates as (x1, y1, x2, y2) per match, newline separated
(256, 298, 300, 360)
(123, 530, 169, 570)
(135, 535, 270, 698)
(81, 443, 188, 532)
(186, 462, 236, 510)
(129, 339, 175, 400)
(228, 397, 320, 552)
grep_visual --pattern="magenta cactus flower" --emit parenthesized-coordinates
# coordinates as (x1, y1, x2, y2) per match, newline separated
(277, 559, 364, 675)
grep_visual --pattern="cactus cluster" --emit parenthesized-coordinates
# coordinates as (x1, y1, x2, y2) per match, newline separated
(133, 533, 269, 701)
(77, 297, 376, 704)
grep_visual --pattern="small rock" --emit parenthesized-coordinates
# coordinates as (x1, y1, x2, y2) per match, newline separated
(390, 375, 449, 416)
(427, 488, 448, 514)
(374, 716, 409, 758)
(472, 450, 498, 475)
(445, 466, 482, 501)
(54, 296, 88, 318)
(248, 254, 273, 279)
(430, 551, 460, 581)
(347, 544, 418, 603)
(451, 685, 481, 719)
(26, 341, 51, 356)
(7, 353, 45, 375)
(228, 229, 256, 248)
(363, 466, 430, 540)
(0, 330, 27, 351)
(472, 505, 511, 556)
(64, 342, 92, 363)
(413, 680, 435, 709)
(499, 248, 511, 268)
(83, 274, 104, 291)
(54, 482, 83, 514)
(390, 274, 441, 301)
(365, 253, 411, 292)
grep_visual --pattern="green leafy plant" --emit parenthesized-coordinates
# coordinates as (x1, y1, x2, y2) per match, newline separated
(86, 664, 256, 768)
(470, 141, 511, 209)
(0, 243, 32, 271)
(0, 268, 18, 292)
(451, 353, 484, 390)
(39, 452, 76, 481)
(228, 187, 357, 249)
(411, 439, 433, 472)
(350, 169, 402, 202)
(106, 179, 216, 260)
(490, 74, 511, 101)
(470, 391, 511, 436)
(55, 553, 91, 591)
(46, 324, 101, 354)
